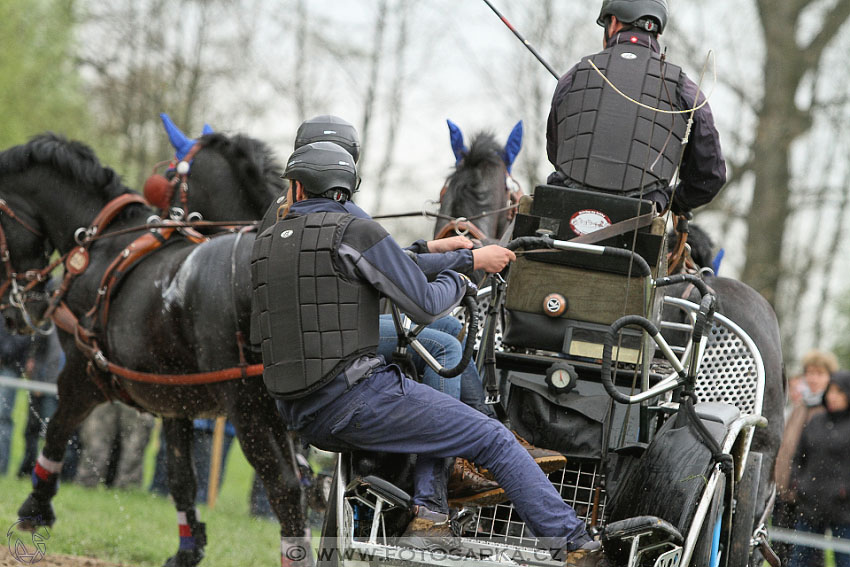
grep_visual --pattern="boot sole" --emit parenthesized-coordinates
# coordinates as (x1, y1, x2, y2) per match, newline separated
(448, 487, 508, 507)
(479, 455, 567, 481)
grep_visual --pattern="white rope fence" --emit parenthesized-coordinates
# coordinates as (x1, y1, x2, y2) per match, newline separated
(0, 374, 57, 395)
(770, 526, 850, 554)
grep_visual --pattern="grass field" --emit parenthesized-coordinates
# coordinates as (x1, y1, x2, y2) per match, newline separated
(0, 392, 283, 566)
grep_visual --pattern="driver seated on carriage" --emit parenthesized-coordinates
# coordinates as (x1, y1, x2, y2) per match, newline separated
(545, 0, 726, 216)
(253, 115, 568, 504)
(251, 141, 608, 566)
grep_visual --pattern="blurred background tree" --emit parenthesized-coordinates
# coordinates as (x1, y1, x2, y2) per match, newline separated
(0, 0, 92, 148)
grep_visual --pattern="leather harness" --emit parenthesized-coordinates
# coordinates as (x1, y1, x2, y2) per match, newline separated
(2, 193, 263, 395)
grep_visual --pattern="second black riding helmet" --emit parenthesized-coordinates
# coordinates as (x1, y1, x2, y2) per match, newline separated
(283, 141, 357, 202)
(597, 0, 668, 33)
(294, 115, 361, 164)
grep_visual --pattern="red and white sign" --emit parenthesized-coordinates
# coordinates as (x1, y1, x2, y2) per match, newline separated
(569, 209, 612, 236)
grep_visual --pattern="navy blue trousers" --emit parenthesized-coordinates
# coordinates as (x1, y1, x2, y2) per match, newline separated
(288, 365, 587, 551)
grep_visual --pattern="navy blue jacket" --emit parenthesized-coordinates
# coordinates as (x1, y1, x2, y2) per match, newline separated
(343, 200, 473, 277)
(546, 30, 726, 212)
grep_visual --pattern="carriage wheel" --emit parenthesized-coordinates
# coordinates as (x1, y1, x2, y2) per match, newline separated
(691, 473, 726, 567)
(725, 452, 762, 567)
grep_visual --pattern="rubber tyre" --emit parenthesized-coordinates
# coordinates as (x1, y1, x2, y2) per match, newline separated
(691, 472, 726, 567)
(726, 452, 762, 567)
(317, 472, 339, 567)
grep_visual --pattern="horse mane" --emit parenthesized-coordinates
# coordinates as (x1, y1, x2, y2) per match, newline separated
(0, 133, 132, 202)
(444, 132, 505, 196)
(198, 132, 286, 211)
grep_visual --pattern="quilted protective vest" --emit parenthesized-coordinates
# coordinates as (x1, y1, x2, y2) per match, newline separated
(554, 42, 687, 196)
(250, 211, 380, 399)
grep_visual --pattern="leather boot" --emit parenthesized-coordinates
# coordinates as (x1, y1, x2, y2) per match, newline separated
(447, 458, 508, 507)
(565, 540, 610, 567)
(398, 506, 463, 554)
(479, 431, 567, 480)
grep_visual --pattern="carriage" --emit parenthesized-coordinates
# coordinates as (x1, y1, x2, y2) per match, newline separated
(0, 125, 782, 567)
(316, 184, 776, 567)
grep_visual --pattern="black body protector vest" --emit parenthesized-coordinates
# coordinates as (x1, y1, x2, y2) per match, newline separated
(554, 42, 688, 196)
(250, 211, 380, 399)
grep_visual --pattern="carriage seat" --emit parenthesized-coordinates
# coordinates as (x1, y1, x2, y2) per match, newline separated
(502, 185, 667, 363)
(345, 475, 412, 544)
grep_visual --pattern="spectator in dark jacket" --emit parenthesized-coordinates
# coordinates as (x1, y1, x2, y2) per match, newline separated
(788, 369, 850, 567)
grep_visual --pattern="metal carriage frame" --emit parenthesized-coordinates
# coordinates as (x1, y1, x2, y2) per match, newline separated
(318, 234, 769, 567)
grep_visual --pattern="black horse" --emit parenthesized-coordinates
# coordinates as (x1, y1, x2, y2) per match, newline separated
(0, 134, 308, 567)
(433, 120, 524, 242)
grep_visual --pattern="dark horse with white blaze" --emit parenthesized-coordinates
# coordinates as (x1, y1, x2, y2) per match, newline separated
(442, 125, 785, 557)
(0, 134, 309, 567)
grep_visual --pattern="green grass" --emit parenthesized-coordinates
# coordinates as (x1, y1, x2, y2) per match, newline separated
(0, 393, 282, 566)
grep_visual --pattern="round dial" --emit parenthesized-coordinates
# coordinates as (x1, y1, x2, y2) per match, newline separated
(545, 362, 577, 394)
(549, 369, 572, 389)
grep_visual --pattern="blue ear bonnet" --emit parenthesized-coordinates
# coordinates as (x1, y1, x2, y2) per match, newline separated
(447, 119, 467, 165)
(160, 112, 214, 160)
(711, 248, 724, 275)
(503, 120, 523, 173)
(446, 119, 523, 172)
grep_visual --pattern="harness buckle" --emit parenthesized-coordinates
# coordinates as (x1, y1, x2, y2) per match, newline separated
(453, 217, 470, 237)
(93, 351, 109, 371)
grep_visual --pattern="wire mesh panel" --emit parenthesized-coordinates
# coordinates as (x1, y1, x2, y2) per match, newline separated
(694, 320, 761, 416)
(460, 460, 606, 547)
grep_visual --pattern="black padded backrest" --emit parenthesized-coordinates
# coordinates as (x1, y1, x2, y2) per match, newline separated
(513, 184, 663, 274)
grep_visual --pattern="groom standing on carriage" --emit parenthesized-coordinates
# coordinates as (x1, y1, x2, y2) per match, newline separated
(545, 0, 726, 216)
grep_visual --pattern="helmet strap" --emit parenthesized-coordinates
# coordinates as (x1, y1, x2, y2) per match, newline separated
(322, 189, 349, 204)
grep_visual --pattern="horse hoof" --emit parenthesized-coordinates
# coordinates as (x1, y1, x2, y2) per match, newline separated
(17, 495, 56, 530)
(163, 548, 205, 567)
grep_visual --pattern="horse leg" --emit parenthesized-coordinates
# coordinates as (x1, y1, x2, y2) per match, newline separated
(18, 355, 106, 530)
(161, 417, 206, 567)
(227, 388, 310, 567)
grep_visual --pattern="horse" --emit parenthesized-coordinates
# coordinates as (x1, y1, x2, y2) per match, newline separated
(143, 114, 285, 225)
(0, 133, 309, 567)
(433, 120, 524, 243)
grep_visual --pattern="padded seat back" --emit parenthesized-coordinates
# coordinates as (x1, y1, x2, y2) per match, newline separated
(503, 185, 667, 361)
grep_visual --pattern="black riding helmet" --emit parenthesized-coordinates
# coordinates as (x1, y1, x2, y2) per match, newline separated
(597, 0, 668, 34)
(294, 115, 361, 164)
(283, 141, 357, 203)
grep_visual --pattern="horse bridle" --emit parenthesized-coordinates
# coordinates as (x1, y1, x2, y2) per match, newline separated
(434, 172, 524, 241)
(0, 199, 60, 334)
(145, 142, 205, 222)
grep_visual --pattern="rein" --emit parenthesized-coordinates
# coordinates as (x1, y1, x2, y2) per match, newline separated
(374, 173, 523, 241)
